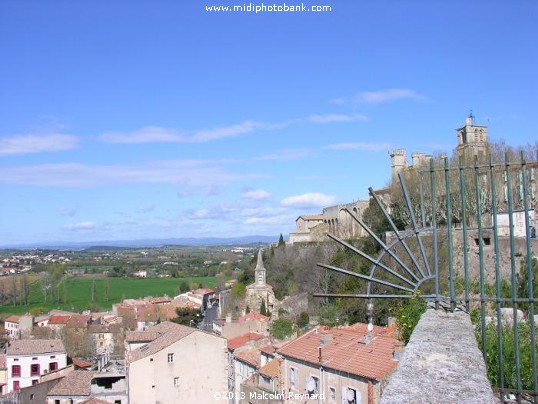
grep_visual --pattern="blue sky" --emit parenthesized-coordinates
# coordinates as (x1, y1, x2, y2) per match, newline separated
(1, 1, 537, 246)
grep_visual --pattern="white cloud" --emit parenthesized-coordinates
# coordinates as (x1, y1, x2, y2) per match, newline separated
(99, 127, 183, 144)
(324, 142, 392, 151)
(190, 121, 265, 142)
(281, 192, 337, 209)
(332, 89, 426, 105)
(241, 189, 272, 201)
(63, 221, 96, 230)
(306, 113, 369, 123)
(0, 134, 78, 156)
(0, 160, 260, 188)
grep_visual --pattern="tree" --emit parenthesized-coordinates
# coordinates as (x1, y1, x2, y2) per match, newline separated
(297, 311, 309, 329)
(103, 279, 110, 302)
(260, 300, 268, 316)
(278, 234, 285, 247)
(270, 319, 294, 340)
(179, 280, 190, 293)
(171, 307, 201, 327)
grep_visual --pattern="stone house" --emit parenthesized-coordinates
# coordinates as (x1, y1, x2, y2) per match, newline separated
(125, 321, 227, 404)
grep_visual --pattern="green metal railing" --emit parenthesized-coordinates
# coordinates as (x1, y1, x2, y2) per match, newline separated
(315, 152, 537, 402)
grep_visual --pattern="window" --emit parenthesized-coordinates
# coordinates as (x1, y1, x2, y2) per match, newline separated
(167, 353, 174, 363)
(30, 363, 40, 376)
(306, 376, 319, 395)
(344, 387, 358, 404)
(174, 377, 179, 387)
(289, 367, 298, 389)
(49, 362, 58, 371)
(329, 387, 336, 401)
(13, 381, 20, 391)
(32, 379, 39, 385)
(11, 365, 21, 377)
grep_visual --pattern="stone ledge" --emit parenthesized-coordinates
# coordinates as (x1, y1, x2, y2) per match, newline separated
(380, 309, 499, 404)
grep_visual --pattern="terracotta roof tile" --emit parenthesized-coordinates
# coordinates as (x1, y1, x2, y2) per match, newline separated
(235, 348, 261, 368)
(227, 333, 264, 350)
(238, 312, 270, 323)
(259, 358, 282, 378)
(4, 315, 20, 323)
(47, 370, 94, 396)
(72, 357, 92, 368)
(277, 324, 398, 381)
(6, 339, 65, 356)
(66, 315, 91, 328)
(49, 315, 72, 325)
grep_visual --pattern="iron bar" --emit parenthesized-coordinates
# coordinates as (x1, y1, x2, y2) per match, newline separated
(369, 187, 427, 279)
(505, 153, 523, 397)
(399, 173, 432, 277)
(444, 157, 455, 310)
(326, 233, 419, 287)
(343, 208, 421, 284)
(489, 156, 505, 392)
(317, 263, 416, 293)
(520, 152, 537, 394)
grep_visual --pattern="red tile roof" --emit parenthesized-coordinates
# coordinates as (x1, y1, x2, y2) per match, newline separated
(49, 315, 72, 325)
(72, 357, 92, 368)
(235, 348, 261, 368)
(227, 333, 264, 350)
(259, 358, 282, 378)
(66, 314, 91, 328)
(4, 315, 20, 324)
(238, 312, 270, 323)
(277, 324, 398, 381)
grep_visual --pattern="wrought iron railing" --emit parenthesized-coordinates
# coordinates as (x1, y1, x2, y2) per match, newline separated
(315, 153, 537, 403)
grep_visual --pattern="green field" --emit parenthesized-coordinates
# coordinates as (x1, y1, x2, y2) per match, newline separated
(0, 276, 217, 316)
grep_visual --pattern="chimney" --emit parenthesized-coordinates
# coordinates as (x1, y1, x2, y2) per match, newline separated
(318, 346, 322, 363)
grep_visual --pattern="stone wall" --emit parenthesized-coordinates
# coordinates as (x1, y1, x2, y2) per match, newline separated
(380, 309, 498, 404)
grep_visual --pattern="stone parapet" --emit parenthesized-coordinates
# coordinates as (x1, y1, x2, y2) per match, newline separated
(380, 309, 498, 404)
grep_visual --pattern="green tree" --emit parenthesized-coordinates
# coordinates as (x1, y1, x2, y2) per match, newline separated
(171, 307, 201, 327)
(270, 319, 294, 340)
(297, 311, 310, 329)
(231, 283, 246, 300)
(278, 234, 285, 247)
(179, 280, 190, 293)
(260, 300, 268, 316)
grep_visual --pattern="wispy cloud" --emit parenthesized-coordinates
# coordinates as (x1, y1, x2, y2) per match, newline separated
(99, 127, 183, 144)
(0, 134, 78, 156)
(0, 160, 261, 188)
(332, 88, 426, 105)
(323, 142, 392, 151)
(99, 113, 369, 146)
(241, 189, 272, 201)
(306, 113, 369, 123)
(281, 192, 337, 209)
(100, 121, 268, 144)
(63, 221, 96, 231)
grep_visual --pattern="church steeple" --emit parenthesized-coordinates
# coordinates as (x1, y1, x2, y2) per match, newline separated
(255, 249, 266, 287)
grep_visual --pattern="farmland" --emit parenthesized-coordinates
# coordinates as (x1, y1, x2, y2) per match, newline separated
(0, 275, 217, 316)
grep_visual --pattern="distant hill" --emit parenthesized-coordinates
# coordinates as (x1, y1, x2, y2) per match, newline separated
(0, 235, 281, 250)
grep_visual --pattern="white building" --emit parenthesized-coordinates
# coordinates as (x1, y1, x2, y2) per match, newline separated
(126, 321, 227, 404)
(4, 315, 20, 339)
(6, 339, 67, 392)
